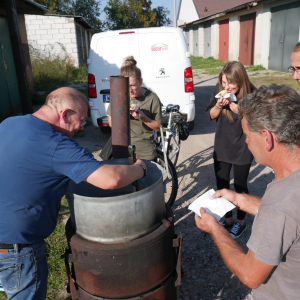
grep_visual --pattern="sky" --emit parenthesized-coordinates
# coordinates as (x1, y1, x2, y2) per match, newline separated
(99, 0, 181, 26)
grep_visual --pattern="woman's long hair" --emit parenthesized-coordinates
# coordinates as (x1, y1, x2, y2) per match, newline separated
(218, 61, 256, 122)
(120, 56, 142, 80)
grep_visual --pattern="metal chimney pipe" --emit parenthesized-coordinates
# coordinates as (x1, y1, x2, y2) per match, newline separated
(110, 76, 130, 158)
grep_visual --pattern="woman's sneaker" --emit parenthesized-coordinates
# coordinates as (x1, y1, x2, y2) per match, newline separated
(221, 220, 234, 231)
(230, 222, 247, 239)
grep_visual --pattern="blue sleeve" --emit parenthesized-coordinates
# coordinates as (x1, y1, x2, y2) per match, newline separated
(52, 137, 103, 184)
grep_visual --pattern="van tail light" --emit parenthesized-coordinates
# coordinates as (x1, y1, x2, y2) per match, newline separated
(184, 67, 194, 93)
(119, 31, 135, 34)
(88, 74, 97, 98)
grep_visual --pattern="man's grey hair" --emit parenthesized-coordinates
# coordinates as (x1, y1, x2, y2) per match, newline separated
(238, 84, 300, 149)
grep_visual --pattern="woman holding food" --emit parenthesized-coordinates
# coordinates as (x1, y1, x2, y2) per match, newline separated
(107, 56, 162, 160)
(205, 61, 256, 239)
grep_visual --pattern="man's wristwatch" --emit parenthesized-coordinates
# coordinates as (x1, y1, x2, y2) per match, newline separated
(138, 164, 147, 178)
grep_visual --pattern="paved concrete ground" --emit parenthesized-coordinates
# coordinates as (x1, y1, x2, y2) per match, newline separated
(72, 73, 275, 300)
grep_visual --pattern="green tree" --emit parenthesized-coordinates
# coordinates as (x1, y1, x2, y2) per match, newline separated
(153, 6, 172, 27)
(33, 0, 69, 14)
(66, 0, 103, 30)
(34, 0, 103, 30)
(104, 0, 172, 30)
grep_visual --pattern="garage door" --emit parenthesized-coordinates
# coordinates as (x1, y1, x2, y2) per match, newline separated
(269, 1, 300, 72)
(204, 23, 211, 58)
(219, 19, 229, 62)
(239, 13, 256, 65)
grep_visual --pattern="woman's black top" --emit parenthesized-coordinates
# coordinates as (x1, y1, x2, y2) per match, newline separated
(205, 84, 253, 165)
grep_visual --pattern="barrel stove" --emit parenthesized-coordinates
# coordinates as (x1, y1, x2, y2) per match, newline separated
(64, 160, 182, 299)
(62, 76, 182, 299)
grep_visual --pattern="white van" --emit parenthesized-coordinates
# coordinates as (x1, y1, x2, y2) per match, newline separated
(87, 27, 195, 132)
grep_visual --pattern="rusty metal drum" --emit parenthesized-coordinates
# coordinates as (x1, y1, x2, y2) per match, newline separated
(66, 159, 166, 244)
(64, 205, 181, 299)
(75, 272, 179, 300)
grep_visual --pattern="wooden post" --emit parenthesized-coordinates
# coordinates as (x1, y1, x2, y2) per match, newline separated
(4, 0, 33, 115)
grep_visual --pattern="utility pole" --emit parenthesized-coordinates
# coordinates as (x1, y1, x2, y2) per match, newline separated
(4, 0, 33, 114)
(174, 0, 176, 27)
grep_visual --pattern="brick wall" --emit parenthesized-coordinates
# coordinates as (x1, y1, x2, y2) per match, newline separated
(25, 15, 79, 67)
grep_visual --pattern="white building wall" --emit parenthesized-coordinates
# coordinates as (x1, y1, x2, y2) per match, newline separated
(260, 7, 271, 68)
(228, 15, 240, 61)
(191, 27, 197, 56)
(189, 27, 194, 55)
(25, 15, 79, 66)
(211, 20, 219, 59)
(254, 7, 263, 65)
(198, 25, 205, 57)
(177, 0, 199, 25)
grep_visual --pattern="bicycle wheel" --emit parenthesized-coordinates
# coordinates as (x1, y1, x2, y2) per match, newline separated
(155, 150, 178, 207)
(167, 124, 181, 167)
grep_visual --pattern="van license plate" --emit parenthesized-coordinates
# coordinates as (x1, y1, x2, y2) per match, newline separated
(103, 95, 110, 103)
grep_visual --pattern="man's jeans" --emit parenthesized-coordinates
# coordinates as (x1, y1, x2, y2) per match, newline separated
(0, 241, 48, 300)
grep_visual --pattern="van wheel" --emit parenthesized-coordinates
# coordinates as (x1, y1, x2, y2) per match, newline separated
(187, 120, 194, 131)
(100, 127, 111, 134)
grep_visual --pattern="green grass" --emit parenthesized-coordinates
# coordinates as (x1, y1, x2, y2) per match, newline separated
(45, 197, 71, 300)
(30, 48, 88, 105)
(202, 68, 223, 75)
(251, 74, 300, 92)
(191, 56, 227, 69)
(246, 65, 265, 71)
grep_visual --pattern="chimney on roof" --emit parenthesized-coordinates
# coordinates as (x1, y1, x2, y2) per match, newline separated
(204, 7, 208, 11)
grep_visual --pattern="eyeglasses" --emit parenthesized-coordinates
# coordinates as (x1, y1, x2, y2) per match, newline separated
(70, 109, 86, 129)
(79, 120, 86, 129)
(288, 66, 300, 75)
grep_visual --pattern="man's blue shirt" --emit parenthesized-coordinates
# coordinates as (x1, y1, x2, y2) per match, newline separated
(0, 115, 103, 244)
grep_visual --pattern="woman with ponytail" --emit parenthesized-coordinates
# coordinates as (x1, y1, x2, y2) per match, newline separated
(107, 56, 162, 161)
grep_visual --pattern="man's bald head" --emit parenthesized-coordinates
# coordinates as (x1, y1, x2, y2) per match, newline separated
(293, 42, 300, 53)
(291, 43, 300, 85)
(45, 87, 89, 111)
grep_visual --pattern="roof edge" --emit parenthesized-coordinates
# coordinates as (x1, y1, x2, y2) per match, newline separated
(179, 0, 267, 28)
(45, 14, 99, 31)
(25, 0, 48, 12)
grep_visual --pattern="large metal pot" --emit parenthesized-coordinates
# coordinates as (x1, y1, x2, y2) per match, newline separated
(66, 159, 166, 244)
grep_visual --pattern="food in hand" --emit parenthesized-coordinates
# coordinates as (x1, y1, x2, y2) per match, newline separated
(130, 102, 136, 110)
(219, 90, 228, 96)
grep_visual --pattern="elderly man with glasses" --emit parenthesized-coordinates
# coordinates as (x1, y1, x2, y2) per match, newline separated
(289, 42, 300, 85)
(0, 87, 147, 300)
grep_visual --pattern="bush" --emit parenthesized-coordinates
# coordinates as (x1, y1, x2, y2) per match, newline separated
(30, 47, 88, 93)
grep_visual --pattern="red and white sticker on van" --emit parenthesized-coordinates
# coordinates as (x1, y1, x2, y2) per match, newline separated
(151, 43, 168, 51)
